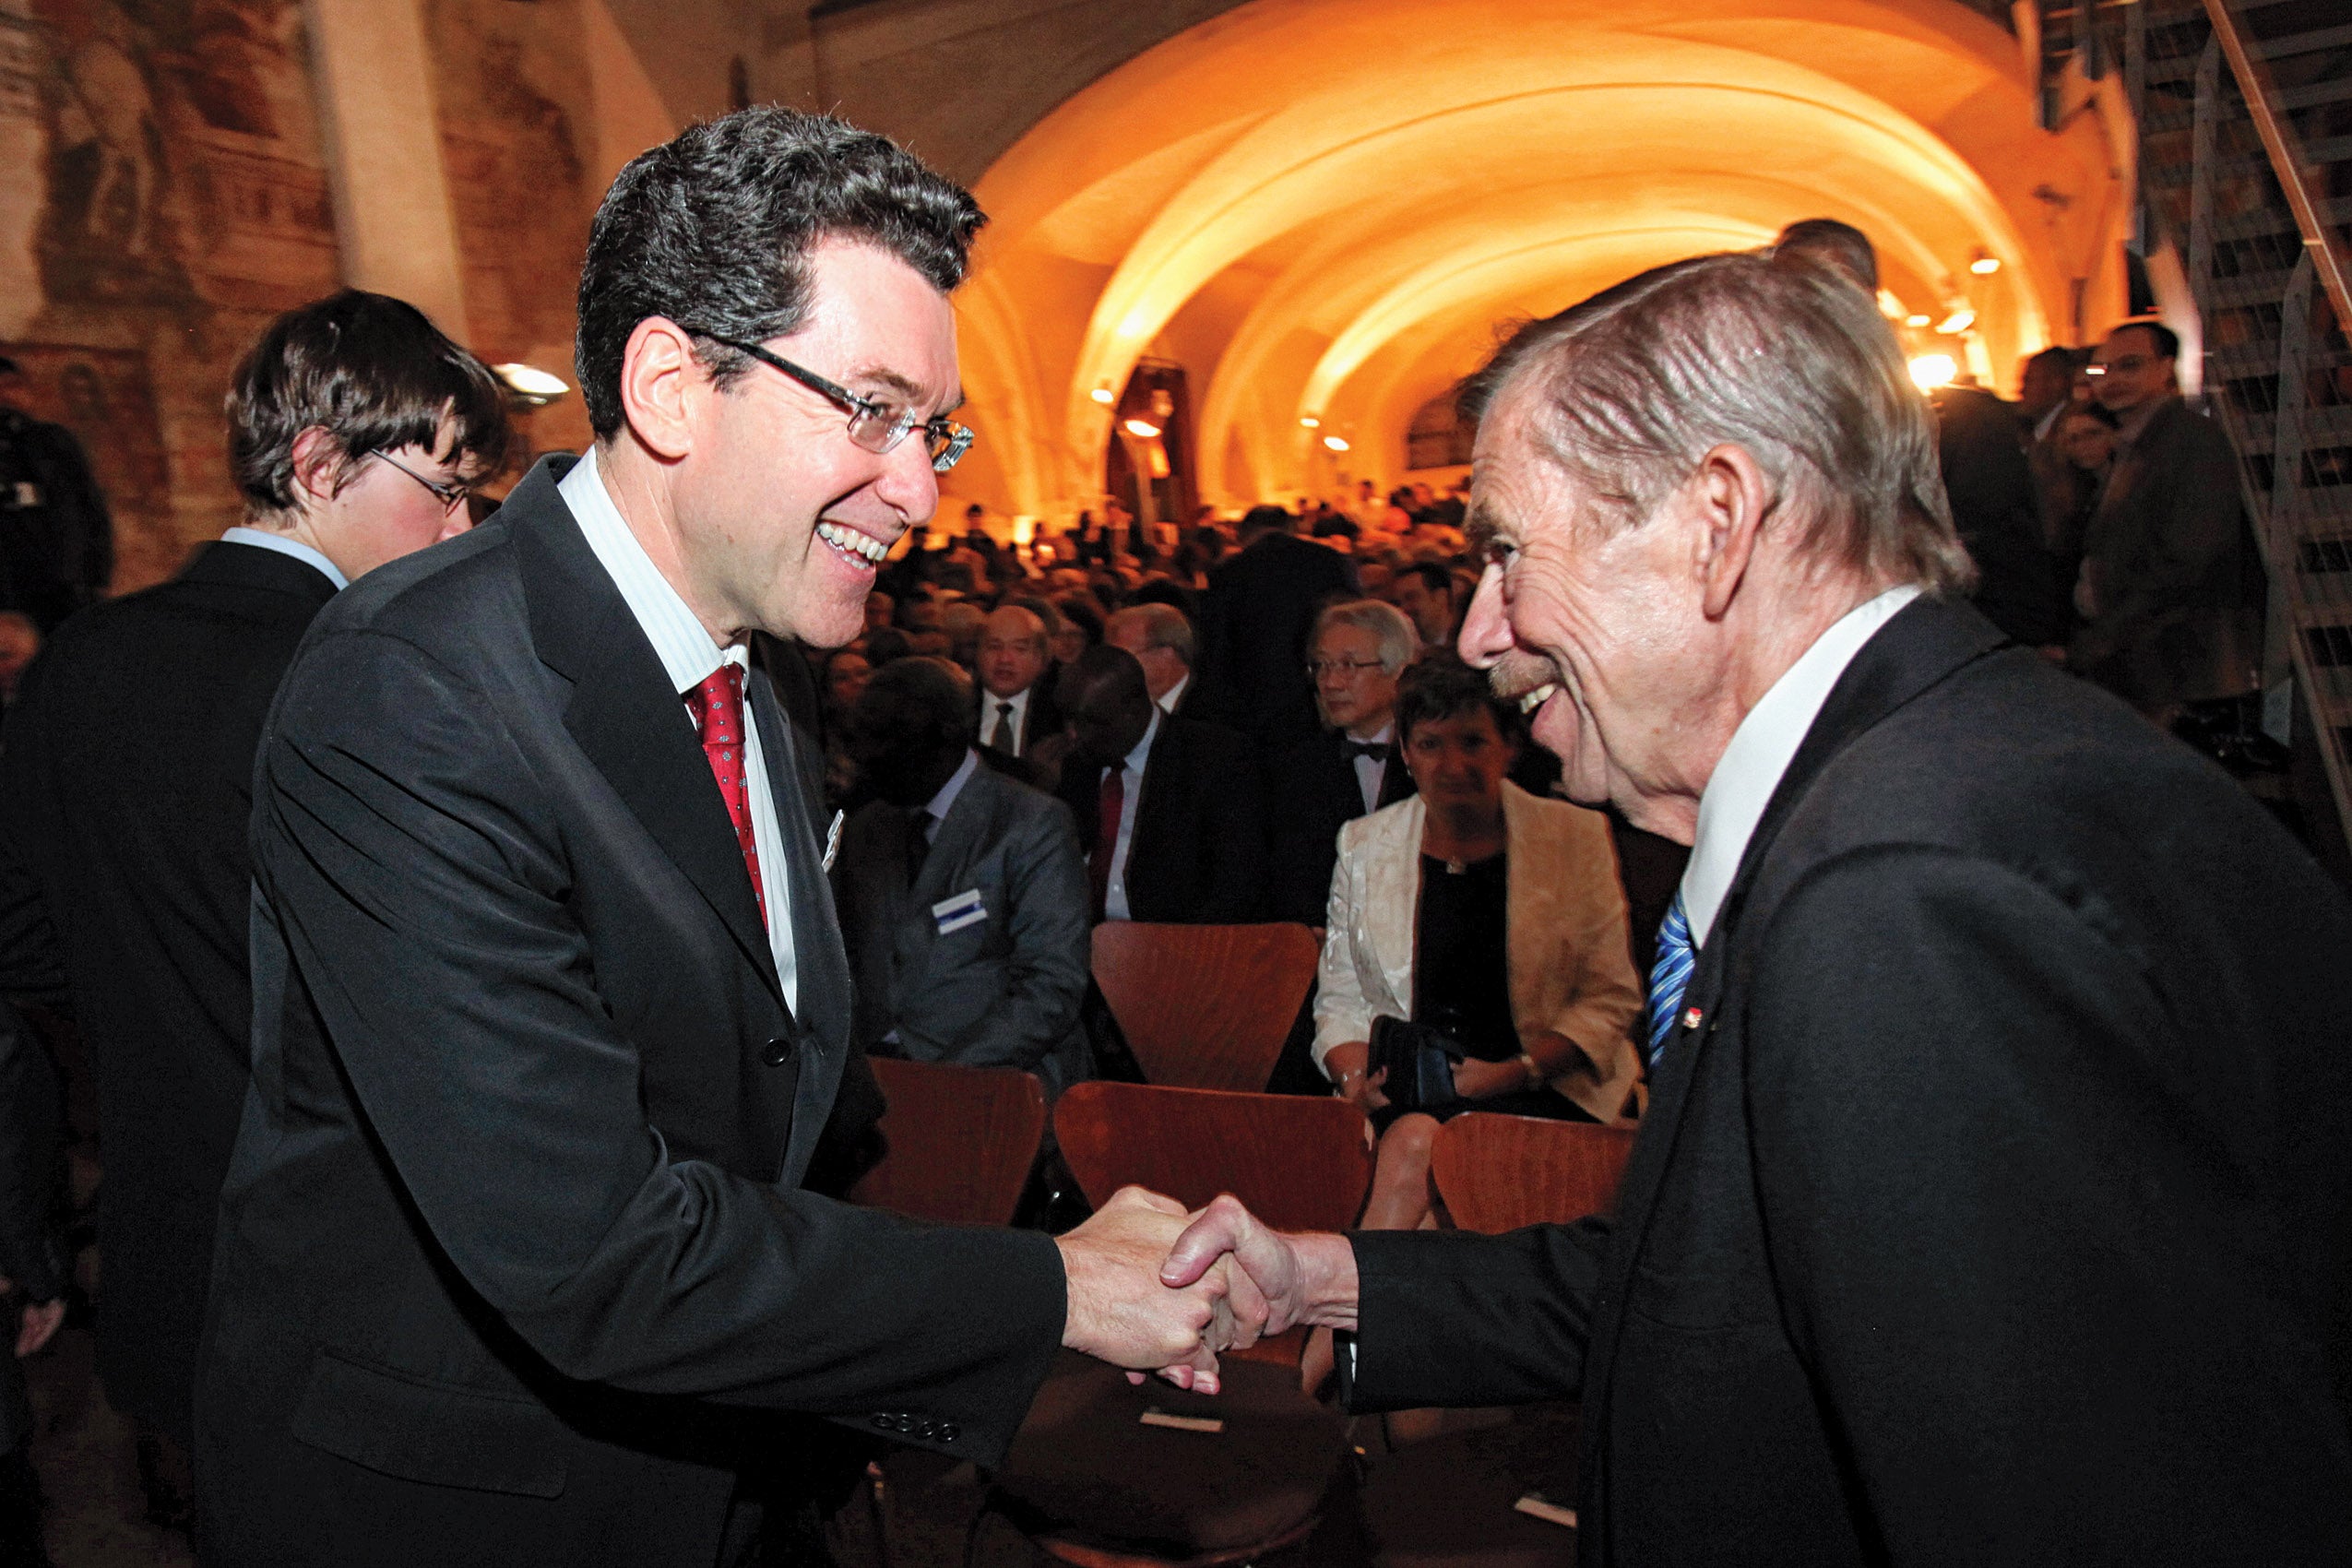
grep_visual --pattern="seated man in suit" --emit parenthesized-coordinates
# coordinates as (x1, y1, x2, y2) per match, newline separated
(832, 658, 1092, 1096)
(1104, 601, 1195, 716)
(977, 602, 1062, 760)
(1163, 247, 2352, 1563)
(1054, 645, 1265, 924)
(1267, 599, 1419, 925)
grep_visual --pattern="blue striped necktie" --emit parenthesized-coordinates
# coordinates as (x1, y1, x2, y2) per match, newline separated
(1645, 894, 1695, 1065)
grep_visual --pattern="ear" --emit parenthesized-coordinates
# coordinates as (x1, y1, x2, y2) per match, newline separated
(1688, 444, 1774, 623)
(289, 426, 348, 505)
(618, 316, 705, 462)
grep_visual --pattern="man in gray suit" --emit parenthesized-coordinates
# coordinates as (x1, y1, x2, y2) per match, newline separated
(835, 658, 1093, 1095)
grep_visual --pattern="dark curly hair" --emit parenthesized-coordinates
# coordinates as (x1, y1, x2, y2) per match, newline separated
(1394, 653, 1521, 748)
(576, 108, 986, 439)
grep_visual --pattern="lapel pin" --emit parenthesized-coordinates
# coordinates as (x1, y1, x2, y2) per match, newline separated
(1681, 1006, 1704, 1030)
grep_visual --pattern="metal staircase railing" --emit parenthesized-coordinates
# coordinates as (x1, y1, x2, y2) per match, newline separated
(2045, 0, 2352, 858)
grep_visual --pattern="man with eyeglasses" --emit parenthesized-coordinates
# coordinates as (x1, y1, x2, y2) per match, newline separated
(2070, 318, 2264, 731)
(192, 111, 1250, 1568)
(1267, 600, 1420, 926)
(0, 288, 509, 1531)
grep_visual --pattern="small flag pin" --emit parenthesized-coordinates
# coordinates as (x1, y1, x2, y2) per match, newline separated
(1681, 1006, 1704, 1029)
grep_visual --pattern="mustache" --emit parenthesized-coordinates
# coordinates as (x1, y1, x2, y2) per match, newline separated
(1486, 650, 1557, 702)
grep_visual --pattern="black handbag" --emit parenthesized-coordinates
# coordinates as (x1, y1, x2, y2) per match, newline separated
(1368, 1015, 1464, 1114)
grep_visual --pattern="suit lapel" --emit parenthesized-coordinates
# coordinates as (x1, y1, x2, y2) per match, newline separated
(514, 459, 780, 1000)
(1584, 597, 2010, 1431)
(912, 766, 991, 909)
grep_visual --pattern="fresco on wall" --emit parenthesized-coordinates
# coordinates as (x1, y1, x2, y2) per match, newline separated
(5, 0, 339, 589)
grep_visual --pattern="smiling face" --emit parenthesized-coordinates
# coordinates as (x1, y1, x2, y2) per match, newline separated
(670, 238, 960, 649)
(1458, 382, 1720, 839)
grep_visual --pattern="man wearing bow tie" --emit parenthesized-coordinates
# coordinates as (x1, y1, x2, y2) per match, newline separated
(1267, 600, 1420, 926)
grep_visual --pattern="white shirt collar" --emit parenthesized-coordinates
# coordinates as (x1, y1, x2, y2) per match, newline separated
(1680, 584, 1920, 946)
(1159, 671, 1190, 713)
(923, 748, 981, 827)
(1123, 705, 1163, 775)
(990, 685, 1031, 717)
(559, 448, 738, 695)
(220, 526, 349, 590)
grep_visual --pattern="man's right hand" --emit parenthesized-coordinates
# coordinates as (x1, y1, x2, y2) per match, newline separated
(1160, 1194, 1360, 1340)
(1057, 1186, 1262, 1394)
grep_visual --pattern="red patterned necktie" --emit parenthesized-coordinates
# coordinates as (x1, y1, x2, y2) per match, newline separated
(684, 665, 766, 929)
(1090, 766, 1124, 921)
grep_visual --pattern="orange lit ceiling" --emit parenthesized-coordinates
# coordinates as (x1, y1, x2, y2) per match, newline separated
(951, 0, 2127, 516)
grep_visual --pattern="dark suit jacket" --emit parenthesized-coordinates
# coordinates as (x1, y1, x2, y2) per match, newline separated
(832, 763, 1093, 1096)
(1055, 714, 1267, 924)
(1344, 597, 2352, 1565)
(2072, 396, 2263, 710)
(195, 458, 1064, 1568)
(979, 679, 1061, 760)
(0, 1002, 60, 1455)
(0, 540, 337, 1445)
(0, 409, 113, 634)
(1265, 727, 1414, 926)
(1933, 386, 2068, 647)
(1192, 532, 1355, 748)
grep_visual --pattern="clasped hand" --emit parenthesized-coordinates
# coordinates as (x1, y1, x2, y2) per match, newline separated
(1056, 1189, 1334, 1394)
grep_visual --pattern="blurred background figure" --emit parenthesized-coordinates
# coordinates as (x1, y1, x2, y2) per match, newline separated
(1267, 600, 1419, 927)
(1103, 602, 1196, 717)
(0, 356, 113, 636)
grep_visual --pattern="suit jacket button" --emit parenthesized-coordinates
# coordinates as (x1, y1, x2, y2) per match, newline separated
(939, 1423, 959, 1443)
(871, 1414, 892, 1431)
(763, 1035, 795, 1067)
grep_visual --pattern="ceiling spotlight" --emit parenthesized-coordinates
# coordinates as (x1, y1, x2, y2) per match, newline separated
(1936, 309, 1977, 335)
(1322, 435, 1350, 453)
(1908, 353, 1958, 391)
(493, 363, 570, 407)
(1122, 418, 1162, 439)
(1300, 415, 1322, 429)
(1969, 252, 2002, 276)
(1089, 386, 1117, 406)
(1906, 314, 1931, 328)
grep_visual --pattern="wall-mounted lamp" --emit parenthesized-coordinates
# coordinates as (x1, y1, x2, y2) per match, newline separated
(1969, 252, 2002, 276)
(1905, 314, 1931, 328)
(1089, 386, 1117, 406)
(1936, 309, 1977, 336)
(1322, 434, 1350, 453)
(1299, 415, 1321, 429)
(493, 363, 570, 407)
(1122, 417, 1162, 439)
(1876, 290, 1906, 320)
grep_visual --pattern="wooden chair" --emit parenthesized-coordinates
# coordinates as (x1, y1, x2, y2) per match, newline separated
(845, 1058, 1047, 1568)
(1090, 923, 1319, 1091)
(847, 1056, 1048, 1226)
(1360, 1113, 1639, 1568)
(977, 1083, 1374, 1566)
(1429, 1113, 1638, 1236)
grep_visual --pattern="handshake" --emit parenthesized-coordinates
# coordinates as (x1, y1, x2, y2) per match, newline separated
(1052, 1188, 1360, 1395)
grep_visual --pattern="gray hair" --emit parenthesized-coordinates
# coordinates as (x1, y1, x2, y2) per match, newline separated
(1105, 602, 1194, 670)
(1314, 599, 1420, 674)
(1462, 250, 1974, 599)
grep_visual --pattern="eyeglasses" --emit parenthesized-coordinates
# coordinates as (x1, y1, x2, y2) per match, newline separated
(695, 332, 975, 473)
(374, 451, 472, 513)
(2085, 354, 2160, 377)
(1306, 656, 1386, 680)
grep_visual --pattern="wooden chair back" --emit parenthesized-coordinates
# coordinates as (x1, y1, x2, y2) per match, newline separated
(1430, 1113, 1638, 1234)
(1051, 1080, 1372, 1234)
(848, 1057, 1047, 1227)
(1089, 922, 1320, 1091)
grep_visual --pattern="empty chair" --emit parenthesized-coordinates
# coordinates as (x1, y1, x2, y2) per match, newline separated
(848, 1056, 1049, 1225)
(1090, 922, 1319, 1090)
(978, 1082, 1373, 1565)
(1359, 1112, 1639, 1568)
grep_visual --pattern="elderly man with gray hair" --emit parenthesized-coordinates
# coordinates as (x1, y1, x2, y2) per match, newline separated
(1104, 600, 1197, 716)
(1158, 249, 2352, 1563)
(1267, 599, 1420, 925)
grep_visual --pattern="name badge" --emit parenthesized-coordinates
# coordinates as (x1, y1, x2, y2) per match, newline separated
(932, 888, 986, 935)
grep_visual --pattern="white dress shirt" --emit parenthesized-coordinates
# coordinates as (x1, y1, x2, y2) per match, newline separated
(1679, 584, 1920, 947)
(1158, 671, 1191, 716)
(1101, 706, 1161, 922)
(560, 450, 798, 1009)
(221, 526, 349, 589)
(984, 685, 1032, 754)
(921, 749, 981, 841)
(1347, 721, 1395, 815)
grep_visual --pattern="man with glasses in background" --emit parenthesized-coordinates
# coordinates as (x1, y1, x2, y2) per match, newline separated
(1267, 600, 1420, 926)
(0, 289, 509, 1532)
(2070, 318, 2265, 748)
(194, 111, 1246, 1568)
